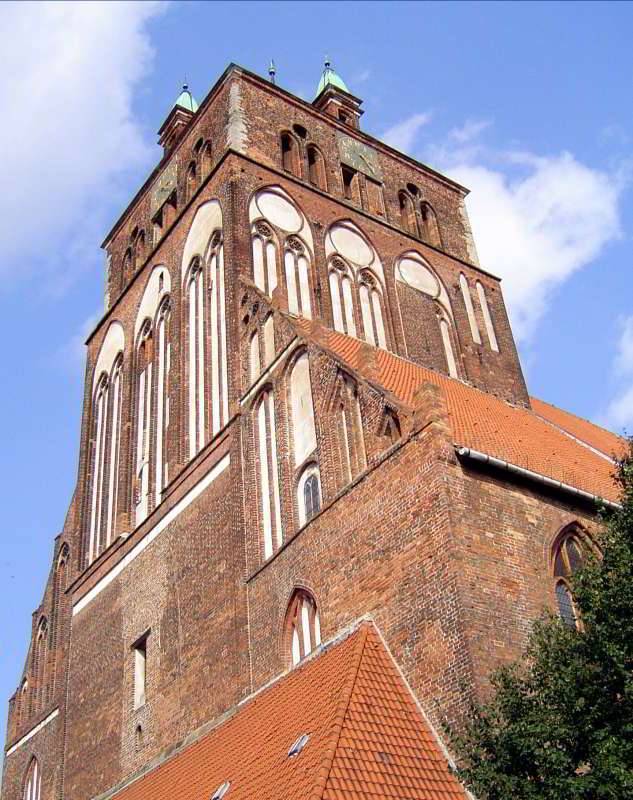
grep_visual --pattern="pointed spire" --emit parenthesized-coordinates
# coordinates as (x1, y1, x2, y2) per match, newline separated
(268, 59, 277, 85)
(315, 56, 350, 99)
(174, 82, 199, 113)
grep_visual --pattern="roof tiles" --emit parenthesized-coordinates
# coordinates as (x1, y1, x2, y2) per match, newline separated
(108, 624, 466, 800)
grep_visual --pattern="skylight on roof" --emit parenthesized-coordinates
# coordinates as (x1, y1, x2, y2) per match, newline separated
(288, 733, 310, 757)
(210, 781, 230, 800)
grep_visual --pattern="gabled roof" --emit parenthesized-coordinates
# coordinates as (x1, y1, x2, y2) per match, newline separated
(530, 396, 626, 460)
(107, 623, 466, 800)
(292, 319, 622, 504)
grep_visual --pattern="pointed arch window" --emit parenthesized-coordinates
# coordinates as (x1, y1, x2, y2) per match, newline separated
(135, 323, 153, 526)
(24, 758, 41, 800)
(154, 301, 171, 503)
(251, 222, 278, 298)
(289, 352, 317, 467)
(18, 679, 28, 728)
(336, 375, 366, 486)
(207, 230, 228, 436)
(358, 270, 387, 348)
(439, 316, 458, 378)
(460, 273, 482, 344)
(420, 202, 441, 248)
(329, 258, 357, 337)
(50, 544, 70, 695)
(33, 618, 48, 712)
(307, 144, 327, 190)
(553, 529, 586, 629)
(249, 330, 261, 384)
(284, 237, 312, 318)
(399, 191, 417, 236)
(476, 281, 499, 352)
(298, 465, 321, 527)
(186, 160, 197, 202)
(256, 389, 283, 560)
(286, 590, 321, 666)
(281, 132, 300, 177)
(186, 258, 206, 459)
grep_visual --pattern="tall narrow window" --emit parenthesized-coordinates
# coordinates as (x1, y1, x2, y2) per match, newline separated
(307, 145, 326, 190)
(476, 281, 499, 352)
(440, 317, 458, 378)
(263, 315, 275, 367)
(155, 303, 170, 503)
(186, 161, 197, 202)
(420, 202, 441, 248)
(249, 331, 260, 384)
(105, 358, 122, 547)
(208, 232, 228, 435)
(135, 326, 153, 526)
(553, 530, 586, 629)
(341, 165, 357, 201)
(337, 376, 366, 486)
(329, 259, 357, 337)
(23, 759, 41, 800)
(459, 274, 482, 344)
(89, 375, 109, 562)
(286, 590, 321, 667)
(187, 261, 205, 459)
(358, 271, 387, 349)
(366, 178, 385, 216)
(133, 634, 148, 709)
(281, 133, 299, 176)
(290, 353, 317, 466)
(298, 465, 321, 527)
(256, 390, 282, 560)
(399, 192, 417, 235)
(252, 223, 278, 297)
(33, 618, 48, 713)
(284, 238, 312, 318)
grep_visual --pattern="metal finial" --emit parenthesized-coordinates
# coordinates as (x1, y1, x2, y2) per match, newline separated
(324, 56, 331, 69)
(268, 59, 276, 84)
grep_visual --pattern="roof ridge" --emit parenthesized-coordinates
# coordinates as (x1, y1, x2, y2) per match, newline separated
(308, 621, 370, 800)
(531, 394, 623, 441)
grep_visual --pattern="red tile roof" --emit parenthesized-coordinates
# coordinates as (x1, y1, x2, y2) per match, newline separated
(108, 624, 466, 800)
(530, 396, 626, 460)
(292, 319, 621, 504)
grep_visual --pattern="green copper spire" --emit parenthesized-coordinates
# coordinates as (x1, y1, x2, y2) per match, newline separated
(315, 57, 350, 98)
(174, 83, 199, 113)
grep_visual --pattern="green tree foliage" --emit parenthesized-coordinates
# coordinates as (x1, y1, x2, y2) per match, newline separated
(453, 443, 633, 800)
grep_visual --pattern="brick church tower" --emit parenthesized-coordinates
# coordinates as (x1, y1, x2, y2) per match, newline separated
(2, 62, 623, 800)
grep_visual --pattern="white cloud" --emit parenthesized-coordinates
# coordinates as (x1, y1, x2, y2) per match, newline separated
(0, 1, 166, 287)
(55, 311, 101, 375)
(382, 112, 433, 154)
(603, 316, 633, 432)
(388, 118, 624, 342)
(449, 118, 491, 143)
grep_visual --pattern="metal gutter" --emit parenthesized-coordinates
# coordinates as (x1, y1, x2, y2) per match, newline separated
(455, 446, 621, 510)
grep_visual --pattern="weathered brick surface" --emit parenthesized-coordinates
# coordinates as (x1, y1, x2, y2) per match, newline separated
(2, 64, 601, 800)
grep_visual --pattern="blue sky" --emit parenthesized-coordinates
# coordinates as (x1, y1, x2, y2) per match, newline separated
(1, 0, 632, 748)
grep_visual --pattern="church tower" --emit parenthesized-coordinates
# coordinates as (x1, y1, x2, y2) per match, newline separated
(2, 62, 621, 800)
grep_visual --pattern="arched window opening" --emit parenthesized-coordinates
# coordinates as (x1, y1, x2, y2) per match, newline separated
(122, 248, 132, 286)
(553, 529, 586, 629)
(251, 223, 278, 298)
(34, 618, 48, 713)
(186, 161, 197, 202)
(329, 258, 357, 338)
(23, 758, 41, 800)
(281, 132, 299, 176)
(200, 141, 213, 179)
(50, 544, 69, 697)
(366, 178, 385, 217)
(286, 590, 321, 667)
(382, 409, 401, 446)
(337, 375, 366, 486)
(89, 374, 109, 563)
(263, 314, 275, 368)
(420, 202, 441, 248)
(341, 165, 358, 202)
(256, 390, 282, 560)
(207, 230, 228, 436)
(307, 145, 326, 190)
(398, 192, 417, 236)
(439, 316, 458, 378)
(290, 353, 317, 466)
(459, 274, 482, 344)
(18, 679, 28, 728)
(476, 281, 499, 352)
(249, 331, 261, 384)
(284, 237, 312, 318)
(135, 324, 153, 526)
(187, 259, 205, 460)
(358, 271, 387, 349)
(155, 302, 170, 503)
(298, 465, 321, 527)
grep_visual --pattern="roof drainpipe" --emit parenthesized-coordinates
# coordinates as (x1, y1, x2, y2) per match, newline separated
(455, 446, 621, 511)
